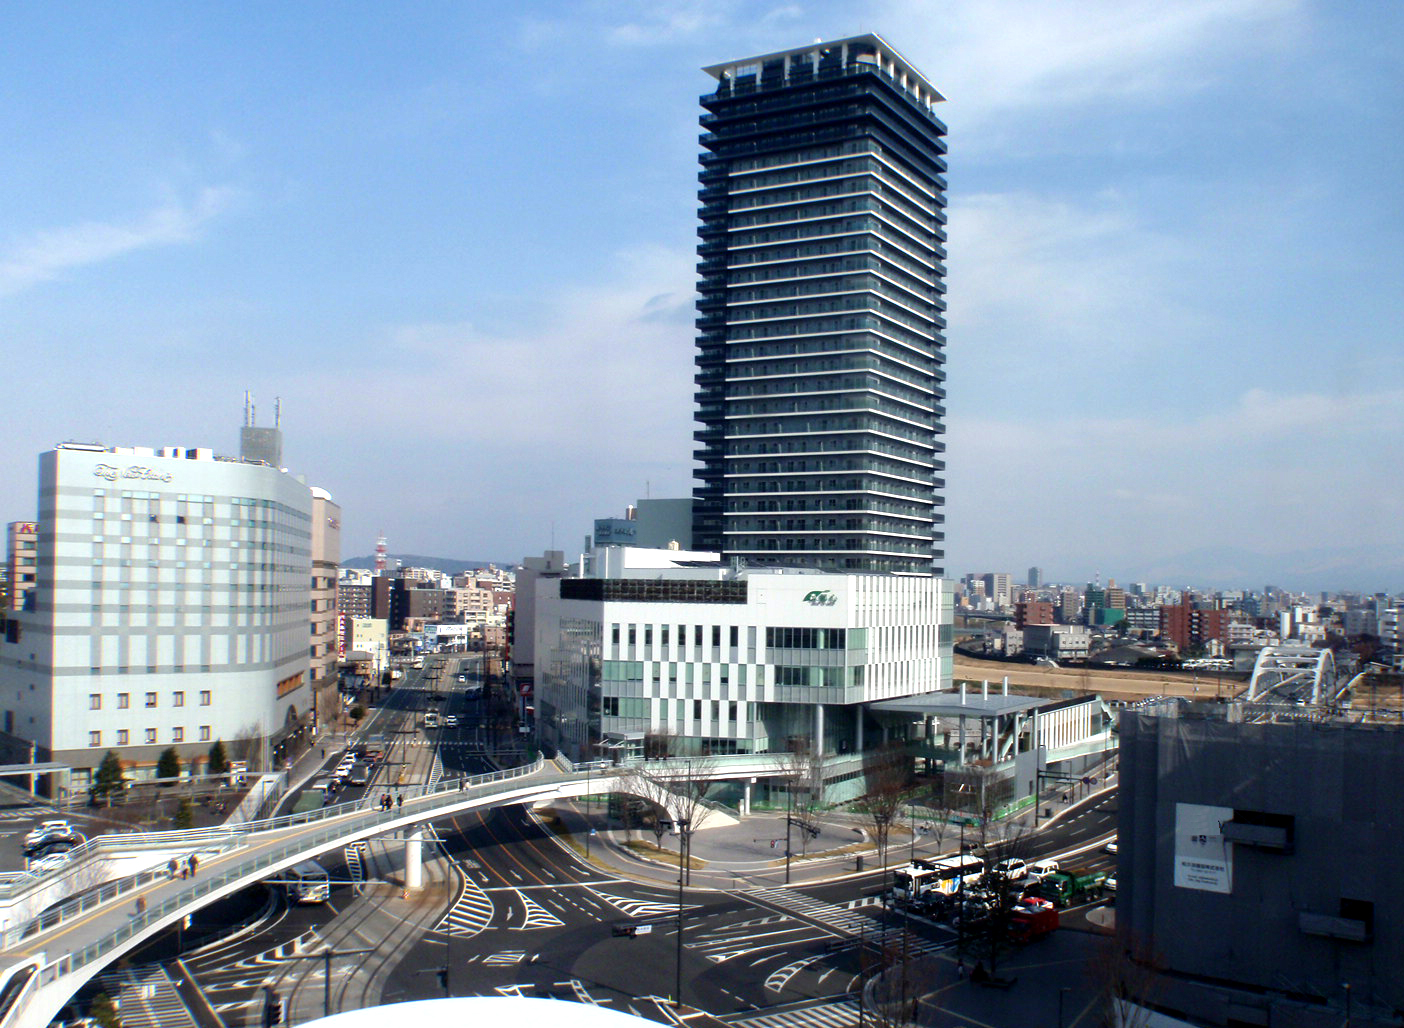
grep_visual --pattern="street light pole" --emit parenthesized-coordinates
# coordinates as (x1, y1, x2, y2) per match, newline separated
(785, 781, 793, 884)
(675, 816, 691, 1008)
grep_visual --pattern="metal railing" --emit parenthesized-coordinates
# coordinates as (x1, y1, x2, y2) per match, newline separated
(27, 757, 553, 986)
(3, 758, 549, 954)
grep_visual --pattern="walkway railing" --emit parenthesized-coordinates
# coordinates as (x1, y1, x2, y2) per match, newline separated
(24, 756, 553, 990)
(2, 758, 548, 952)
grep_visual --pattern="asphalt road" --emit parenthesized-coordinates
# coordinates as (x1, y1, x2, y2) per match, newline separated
(90, 662, 1121, 1028)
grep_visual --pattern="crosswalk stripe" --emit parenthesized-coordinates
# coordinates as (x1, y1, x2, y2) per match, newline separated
(730, 999, 861, 1028)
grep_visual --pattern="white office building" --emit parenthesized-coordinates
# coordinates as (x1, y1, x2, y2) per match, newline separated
(0, 442, 316, 785)
(532, 546, 952, 766)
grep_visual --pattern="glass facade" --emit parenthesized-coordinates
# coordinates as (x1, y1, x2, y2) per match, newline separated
(693, 36, 948, 575)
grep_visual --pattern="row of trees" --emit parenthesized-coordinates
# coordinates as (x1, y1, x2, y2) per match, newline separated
(89, 739, 232, 805)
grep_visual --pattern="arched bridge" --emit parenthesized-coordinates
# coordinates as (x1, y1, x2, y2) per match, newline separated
(1246, 645, 1337, 704)
(0, 753, 789, 1028)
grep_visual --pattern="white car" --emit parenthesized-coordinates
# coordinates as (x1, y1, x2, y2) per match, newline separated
(27, 853, 71, 877)
(1026, 860, 1060, 883)
(1105, 874, 1118, 892)
(993, 858, 1028, 881)
(1104, 840, 1119, 855)
(24, 820, 75, 849)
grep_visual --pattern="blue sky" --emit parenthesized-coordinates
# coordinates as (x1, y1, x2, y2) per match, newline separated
(2, 1, 1400, 591)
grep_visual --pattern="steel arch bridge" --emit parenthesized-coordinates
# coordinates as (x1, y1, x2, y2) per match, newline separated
(1246, 645, 1337, 704)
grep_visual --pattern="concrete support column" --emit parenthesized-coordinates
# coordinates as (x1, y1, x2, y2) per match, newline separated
(991, 716, 1000, 766)
(855, 705, 864, 752)
(814, 705, 825, 756)
(404, 826, 424, 890)
(742, 779, 753, 818)
(958, 715, 966, 767)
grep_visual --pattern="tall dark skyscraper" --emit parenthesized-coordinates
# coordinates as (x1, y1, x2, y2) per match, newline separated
(692, 35, 948, 576)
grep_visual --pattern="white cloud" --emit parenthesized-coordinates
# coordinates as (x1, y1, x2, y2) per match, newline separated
(947, 384, 1404, 574)
(878, 0, 1305, 131)
(0, 187, 236, 298)
(310, 244, 697, 464)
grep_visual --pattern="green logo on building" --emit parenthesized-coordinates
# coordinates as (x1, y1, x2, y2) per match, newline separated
(803, 590, 838, 607)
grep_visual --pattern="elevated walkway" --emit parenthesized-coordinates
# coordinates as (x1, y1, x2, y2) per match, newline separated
(0, 753, 793, 1028)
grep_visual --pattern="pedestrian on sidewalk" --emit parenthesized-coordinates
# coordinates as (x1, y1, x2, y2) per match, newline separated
(189, 854, 199, 876)
(396, 793, 403, 811)
(168, 858, 178, 880)
(134, 895, 146, 917)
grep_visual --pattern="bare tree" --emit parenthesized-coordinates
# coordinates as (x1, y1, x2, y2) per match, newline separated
(966, 821, 1035, 973)
(779, 737, 825, 856)
(858, 741, 911, 871)
(1090, 932, 1164, 1028)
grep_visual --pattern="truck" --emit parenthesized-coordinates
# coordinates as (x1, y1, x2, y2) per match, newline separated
(1008, 904, 1059, 943)
(1026, 868, 1107, 907)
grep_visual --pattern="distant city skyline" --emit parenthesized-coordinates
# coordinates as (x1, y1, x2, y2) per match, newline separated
(2, 3, 1400, 591)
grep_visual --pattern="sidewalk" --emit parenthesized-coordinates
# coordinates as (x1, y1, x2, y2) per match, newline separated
(543, 754, 1120, 895)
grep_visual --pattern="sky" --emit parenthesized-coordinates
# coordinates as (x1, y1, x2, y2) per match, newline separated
(2, 1, 1401, 593)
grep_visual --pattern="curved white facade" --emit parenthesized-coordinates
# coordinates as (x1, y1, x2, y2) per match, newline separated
(0, 443, 313, 780)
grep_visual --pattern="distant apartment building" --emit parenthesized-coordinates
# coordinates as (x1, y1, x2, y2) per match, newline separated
(1103, 585, 1126, 610)
(448, 585, 494, 621)
(1380, 608, 1402, 653)
(6, 522, 38, 612)
(0, 441, 318, 782)
(391, 580, 446, 629)
(1014, 600, 1054, 628)
(1160, 600, 1230, 652)
(1026, 566, 1042, 588)
(337, 569, 373, 619)
(1056, 589, 1080, 624)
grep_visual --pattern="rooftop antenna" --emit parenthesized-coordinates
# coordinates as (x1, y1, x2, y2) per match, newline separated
(274, 397, 281, 428)
(375, 531, 387, 574)
(243, 391, 253, 427)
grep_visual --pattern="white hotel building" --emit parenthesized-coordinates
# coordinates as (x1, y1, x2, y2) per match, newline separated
(0, 442, 316, 787)
(533, 546, 953, 775)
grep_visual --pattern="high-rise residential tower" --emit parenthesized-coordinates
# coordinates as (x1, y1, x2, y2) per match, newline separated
(691, 35, 948, 575)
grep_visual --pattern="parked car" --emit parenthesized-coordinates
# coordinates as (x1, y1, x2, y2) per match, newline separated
(1026, 860, 1060, 883)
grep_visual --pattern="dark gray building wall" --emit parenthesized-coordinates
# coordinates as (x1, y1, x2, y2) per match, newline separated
(1119, 709, 1404, 1026)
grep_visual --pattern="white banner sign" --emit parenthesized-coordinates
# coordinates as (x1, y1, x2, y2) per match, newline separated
(1174, 802, 1233, 894)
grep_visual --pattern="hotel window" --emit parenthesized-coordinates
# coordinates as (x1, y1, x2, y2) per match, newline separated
(89, 731, 101, 747)
(173, 691, 185, 707)
(172, 727, 184, 742)
(199, 690, 212, 706)
(199, 726, 211, 742)
(89, 694, 101, 710)
(145, 692, 157, 707)
(145, 728, 157, 744)
(117, 730, 129, 745)
(118, 693, 130, 709)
